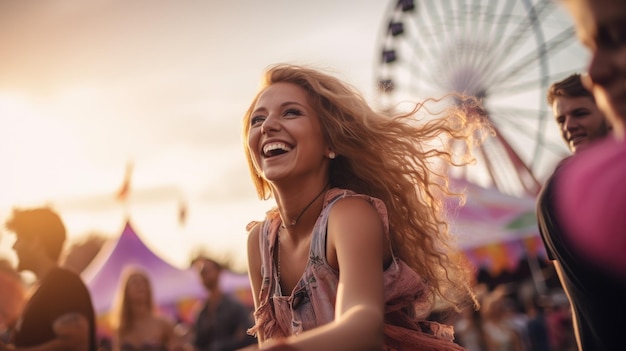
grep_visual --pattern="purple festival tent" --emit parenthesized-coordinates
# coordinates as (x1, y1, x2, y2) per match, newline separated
(80, 220, 250, 317)
(81, 181, 544, 320)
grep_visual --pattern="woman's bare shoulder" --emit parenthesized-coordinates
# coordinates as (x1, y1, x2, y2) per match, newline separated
(329, 196, 382, 224)
(246, 220, 263, 245)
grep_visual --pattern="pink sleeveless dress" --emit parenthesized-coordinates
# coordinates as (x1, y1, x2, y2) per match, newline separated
(248, 188, 467, 351)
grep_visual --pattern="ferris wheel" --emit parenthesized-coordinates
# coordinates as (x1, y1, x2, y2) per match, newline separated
(374, 0, 587, 197)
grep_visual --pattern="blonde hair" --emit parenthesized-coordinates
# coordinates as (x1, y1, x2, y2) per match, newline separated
(243, 64, 490, 310)
(109, 266, 155, 335)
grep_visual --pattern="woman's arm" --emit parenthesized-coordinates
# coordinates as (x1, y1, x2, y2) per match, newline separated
(247, 222, 264, 345)
(262, 197, 386, 351)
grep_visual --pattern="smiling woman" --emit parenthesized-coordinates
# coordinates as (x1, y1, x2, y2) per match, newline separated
(0, 0, 394, 286)
(242, 64, 490, 351)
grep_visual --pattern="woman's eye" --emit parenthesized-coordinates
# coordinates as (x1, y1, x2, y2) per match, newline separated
(284, 108, 302, 117)
(251, 115, 265, 126)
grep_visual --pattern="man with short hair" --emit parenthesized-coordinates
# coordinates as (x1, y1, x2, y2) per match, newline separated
(0, 207, 96, 351)
(537, 1, 626, 350)
(192, 257, 256, 351)
(536, 72, 611, 351)
(547, 73, 610, 153)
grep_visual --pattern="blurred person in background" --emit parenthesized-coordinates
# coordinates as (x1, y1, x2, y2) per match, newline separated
(191, 257, 256, 351)
(454, 307, 488, 351)
(545, 292, 575, 351)
(0, 258, 25, 343)
(555, 0, 626, 280)
(453, 284, 489, 351)
(541, 0, 626, 349)
(536, 72, 612, 351)
(480, 286, 525, 351)
(0, 207, 96, 351)
(561, 0, 626, 138)
(524, 294, 551, 351)
(110, 267, 178, 351)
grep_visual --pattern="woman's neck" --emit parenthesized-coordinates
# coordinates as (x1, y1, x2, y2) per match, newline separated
(276, 187, 328, 241)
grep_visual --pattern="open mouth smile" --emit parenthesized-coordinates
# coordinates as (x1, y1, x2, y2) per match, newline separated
(262, 142, 293, 158)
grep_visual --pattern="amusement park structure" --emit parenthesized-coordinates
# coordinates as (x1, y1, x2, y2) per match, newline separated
(374, 0, 587, 197)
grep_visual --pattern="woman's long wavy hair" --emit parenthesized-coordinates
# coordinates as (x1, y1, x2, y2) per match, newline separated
(109, 266, 155, 336)
(243, 64, 491, 310)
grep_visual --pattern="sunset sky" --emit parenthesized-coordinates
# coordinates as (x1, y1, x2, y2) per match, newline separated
(0, 0, 390, 271)
(0, 0, 583, 272)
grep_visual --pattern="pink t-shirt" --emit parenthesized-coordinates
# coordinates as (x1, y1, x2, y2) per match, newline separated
(555, 137, 626, 280)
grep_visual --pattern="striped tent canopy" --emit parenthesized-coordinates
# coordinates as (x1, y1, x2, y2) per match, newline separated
(447, 178, 546, 276)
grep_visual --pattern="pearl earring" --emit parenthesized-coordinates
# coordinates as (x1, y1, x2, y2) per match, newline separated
(328, 151, 336, 159)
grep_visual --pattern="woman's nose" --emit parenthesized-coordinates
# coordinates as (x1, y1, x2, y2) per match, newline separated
(261, 114, 280, 134)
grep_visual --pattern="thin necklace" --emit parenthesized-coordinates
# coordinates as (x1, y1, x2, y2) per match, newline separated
(277, 228, 282, 285)
(280, 182, 329, 228)
(277, 182, 329, 284)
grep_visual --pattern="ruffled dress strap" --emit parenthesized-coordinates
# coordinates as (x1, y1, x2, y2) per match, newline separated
(248, 188, 467, 350)
(247, 212, 285, 338)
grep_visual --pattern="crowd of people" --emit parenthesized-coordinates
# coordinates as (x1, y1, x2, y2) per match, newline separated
(1, 0, 624, 350)
(0, 208, 255, 351)
(453, 283, 576, 351)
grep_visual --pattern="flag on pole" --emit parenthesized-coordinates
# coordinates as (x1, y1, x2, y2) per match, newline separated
(178, 197, 188, 226)
(115, 161, 133, 202)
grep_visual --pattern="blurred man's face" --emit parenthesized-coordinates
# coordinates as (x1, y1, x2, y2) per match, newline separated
(11, 234, 39, 273)
(564, 0, 626, 137)
(552, 95, 610, 153)
(199, 260, 220, 290)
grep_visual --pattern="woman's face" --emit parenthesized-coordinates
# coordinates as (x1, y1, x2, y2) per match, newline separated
(246, 82, 328, 182)
(126, 273, 150, 302)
